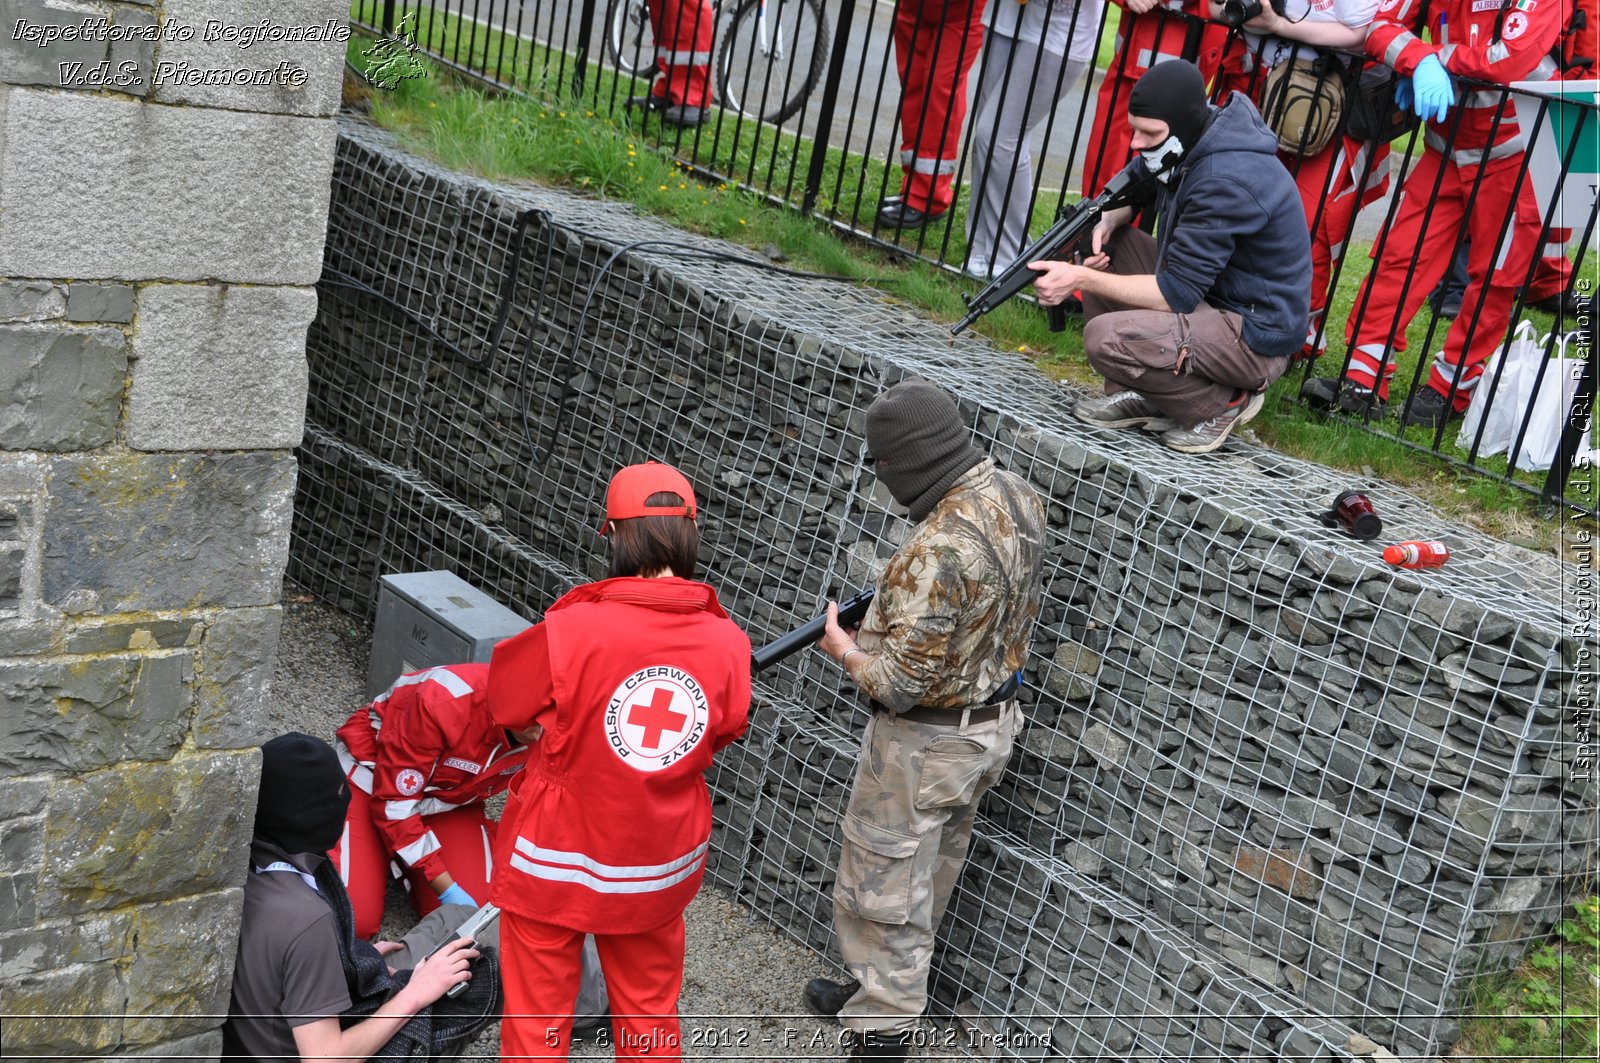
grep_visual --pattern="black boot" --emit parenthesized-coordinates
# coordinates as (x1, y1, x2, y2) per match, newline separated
(803, 976, 860, 1019)
(842, 1029, 912, 1059)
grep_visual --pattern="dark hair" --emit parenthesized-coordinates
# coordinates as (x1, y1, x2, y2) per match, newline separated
(608, 491, 700, 580)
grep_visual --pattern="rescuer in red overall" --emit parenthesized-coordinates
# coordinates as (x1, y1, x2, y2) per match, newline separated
(330, 663, 532, 939)
(630, 0, 716, 126)
(1330, 0, 1561, 427)
(488, 462, 752, 1061)
(877, 0, 989, 229)
(1080, 0, 1230, 197)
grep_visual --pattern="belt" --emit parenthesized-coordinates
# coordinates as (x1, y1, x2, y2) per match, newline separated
(870, 673, 1021, 727)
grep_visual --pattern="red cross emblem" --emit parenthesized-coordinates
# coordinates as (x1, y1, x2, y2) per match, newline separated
(627, 688, 688, 750)
(604, 668, 711, 773)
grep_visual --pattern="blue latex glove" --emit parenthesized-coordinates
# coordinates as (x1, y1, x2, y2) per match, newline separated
(1394, 77, 1414, 112)
(438, 882, 476, 908)
(1411, 54, 1454, 123)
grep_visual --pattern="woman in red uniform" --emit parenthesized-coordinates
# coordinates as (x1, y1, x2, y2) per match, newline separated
(488, 462, 751, 1061)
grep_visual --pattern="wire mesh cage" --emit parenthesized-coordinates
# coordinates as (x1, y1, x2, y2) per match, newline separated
(292, 119, 1599, 1060)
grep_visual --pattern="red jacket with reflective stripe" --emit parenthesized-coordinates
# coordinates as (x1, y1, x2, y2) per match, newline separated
(334, 663, 531, 884)
(486, 577, 751, 934)
(1366, 0, 1562, 165)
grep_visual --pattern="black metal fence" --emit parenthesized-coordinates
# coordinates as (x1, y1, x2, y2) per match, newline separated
(350, 0, 1597, 514)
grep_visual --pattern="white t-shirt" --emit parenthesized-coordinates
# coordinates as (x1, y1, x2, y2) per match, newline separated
(986, 0, 1107, 63)
(1248, 0, 1380, 67)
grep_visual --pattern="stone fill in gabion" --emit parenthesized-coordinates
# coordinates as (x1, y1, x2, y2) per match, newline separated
(290, 117, 1599, 1061)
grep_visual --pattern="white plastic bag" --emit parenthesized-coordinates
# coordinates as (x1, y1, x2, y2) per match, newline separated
(1457, 319, 1540, 459)
(1516, 330, 1593, 471)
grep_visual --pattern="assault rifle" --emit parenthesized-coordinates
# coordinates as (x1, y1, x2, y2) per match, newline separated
(751, 587, 876, 673)
(950, 160, 1157, 336)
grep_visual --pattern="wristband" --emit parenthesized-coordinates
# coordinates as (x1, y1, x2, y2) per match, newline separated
(841, 647, 864, 669)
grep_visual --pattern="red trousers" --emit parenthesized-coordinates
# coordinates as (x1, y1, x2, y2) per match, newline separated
(649, 0, 714, 107)
(330, 786, 496, 939)
(501, 911, 687, 1061)
(893, 0, 987, 213)
(1288, 134, 1391, 357)
(1080, 9, 1229, 197)
(1344, 149, 1543, 409)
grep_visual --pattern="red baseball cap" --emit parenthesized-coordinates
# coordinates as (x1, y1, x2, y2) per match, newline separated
(601, 462, 698, 531)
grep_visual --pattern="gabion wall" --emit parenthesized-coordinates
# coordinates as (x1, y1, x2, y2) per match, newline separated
(293, 119, 1599, 1061)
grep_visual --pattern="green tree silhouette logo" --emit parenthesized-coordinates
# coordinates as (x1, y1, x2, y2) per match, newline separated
(362, 13, 429, 90)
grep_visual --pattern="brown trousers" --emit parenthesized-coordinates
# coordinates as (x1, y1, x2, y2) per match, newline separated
(1081, 227, 1287, 427)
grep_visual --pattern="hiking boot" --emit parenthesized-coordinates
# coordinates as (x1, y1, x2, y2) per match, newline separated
(803, 977, 860, 1020)
(1402, 385, 1455, 429)
(1301, 376, 1386, 417)
(1337, 382, 1387, 418)
(1073, 390, 1176, 431)
(1160, 392, 1265, 454)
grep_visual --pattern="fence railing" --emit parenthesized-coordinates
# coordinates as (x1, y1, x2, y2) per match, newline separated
(350, 0, 1597, 516)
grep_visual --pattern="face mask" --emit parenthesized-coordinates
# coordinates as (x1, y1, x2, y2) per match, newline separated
(1139, 135, 1185, 183)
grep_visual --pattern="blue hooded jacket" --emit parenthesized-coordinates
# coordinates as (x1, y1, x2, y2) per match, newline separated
(1148, 92, 1311, 357)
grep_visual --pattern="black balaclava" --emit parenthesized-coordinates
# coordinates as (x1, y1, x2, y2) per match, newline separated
(865, 379, 986, 523)
(254, 732, 351, 856)
(1128, 60, 1212, 176)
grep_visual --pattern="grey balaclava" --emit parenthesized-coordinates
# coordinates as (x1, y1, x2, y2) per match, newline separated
(865, 379, 985, 522)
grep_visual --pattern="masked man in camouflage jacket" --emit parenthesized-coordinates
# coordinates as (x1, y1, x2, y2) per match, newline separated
(804, 379, 1046, 1059)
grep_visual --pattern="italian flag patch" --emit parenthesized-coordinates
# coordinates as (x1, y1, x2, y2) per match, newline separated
(1513, 0, 1536, 11)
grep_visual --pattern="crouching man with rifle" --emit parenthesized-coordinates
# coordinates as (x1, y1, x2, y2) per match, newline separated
(975, 60, 1312, 456)
(782, 379, 1046, 1060)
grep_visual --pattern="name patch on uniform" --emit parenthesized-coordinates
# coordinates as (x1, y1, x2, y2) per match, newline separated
(395, 768, 425, 795)
(1471, 0, 1504, 11)
(603, 665, 710, 773)
(442, 756, 482, 774)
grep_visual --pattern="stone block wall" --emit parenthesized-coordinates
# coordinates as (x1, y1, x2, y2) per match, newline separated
(292, 121, 1599, 1060)
(0, 4, 346, 1057)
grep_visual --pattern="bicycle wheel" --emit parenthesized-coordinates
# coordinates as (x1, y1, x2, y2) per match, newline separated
(604, 0, 658, 80)
(715, 0, 829, 125)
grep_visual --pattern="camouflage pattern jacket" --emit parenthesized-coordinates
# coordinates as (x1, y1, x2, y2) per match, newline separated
(856, 458, 1046, 712)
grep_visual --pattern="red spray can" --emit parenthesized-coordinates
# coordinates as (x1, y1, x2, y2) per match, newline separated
(1383, 541, 1450, 569)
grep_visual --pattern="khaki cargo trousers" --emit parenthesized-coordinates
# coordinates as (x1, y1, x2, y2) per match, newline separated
(1082, 226, 1288, 427)
(833, 703, 1021, 1034)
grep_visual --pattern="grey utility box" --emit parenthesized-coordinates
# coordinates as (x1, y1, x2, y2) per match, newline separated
(366, 571, 531, 699)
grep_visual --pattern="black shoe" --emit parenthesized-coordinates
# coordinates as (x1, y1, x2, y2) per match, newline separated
(803, 976, 860, 1020)
(877, 197, 945, 230)
(842, 1029, 912, 1059)
(1529, 288, 1584, 320)
(624, 94, 665, 113)
(661, 104, 708, 127)
(1336, 382, 1387, 418)
(1402, 385, 1455, 429)
(1300, 376, 1339, 410)
(1301, 376, 1387, 417)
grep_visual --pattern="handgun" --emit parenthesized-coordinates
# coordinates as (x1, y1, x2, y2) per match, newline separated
(425, 902, 500, 998)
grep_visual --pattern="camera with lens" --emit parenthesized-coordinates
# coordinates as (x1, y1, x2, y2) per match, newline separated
(1218, 0, 1286, 27)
